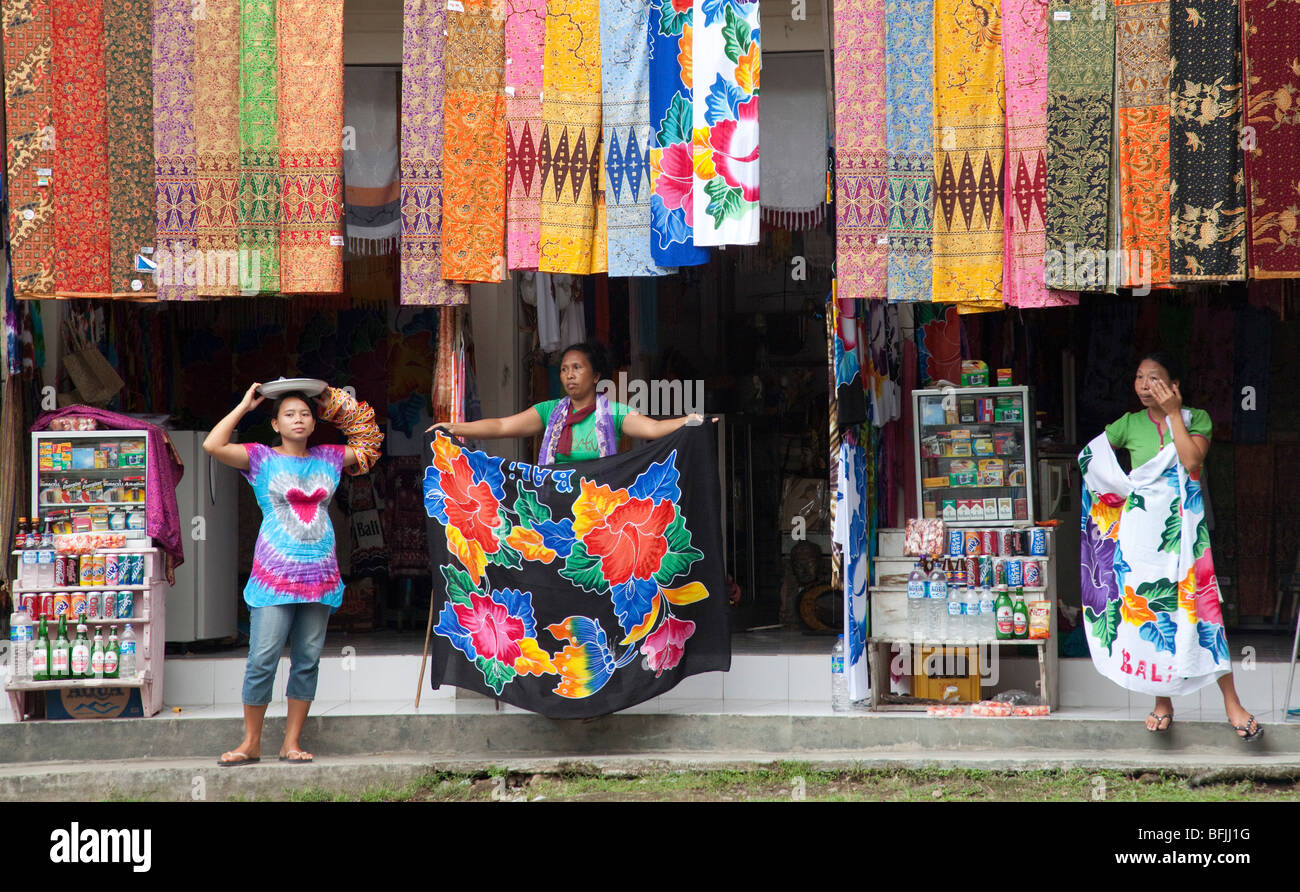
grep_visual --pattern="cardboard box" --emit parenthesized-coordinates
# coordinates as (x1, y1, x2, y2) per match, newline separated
(956, 500, 971, 522)
(959, 398, 976, 423)
(961, 360, 989, 387)
(984, 498, 999, 518)
(923, 501, 938, 519)
(998, 498, 1013, 520)
(949, 471, 977, 487)
(978, 459, 1005, 487)
(924, 476, 951, 489)
(997, 368, 1013, 386)
(942, 500, 957, 521)
(968, 499, 985, 521)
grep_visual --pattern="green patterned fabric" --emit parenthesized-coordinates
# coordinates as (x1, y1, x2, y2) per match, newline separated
(1044, 0, 1114, 292)
(239, 0, 279, 293)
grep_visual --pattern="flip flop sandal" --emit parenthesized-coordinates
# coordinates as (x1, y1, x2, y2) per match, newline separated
(1147, 712, 1173, 733)
(1230, 715, 1264, 742)
(279, 750, 314, 764)
(217, 752, 260, 767)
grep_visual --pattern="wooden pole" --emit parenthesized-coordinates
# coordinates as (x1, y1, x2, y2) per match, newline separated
(414, 587, 436, 708)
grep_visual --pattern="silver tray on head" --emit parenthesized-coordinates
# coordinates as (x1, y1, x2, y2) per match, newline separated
(257, 377, 327, 399)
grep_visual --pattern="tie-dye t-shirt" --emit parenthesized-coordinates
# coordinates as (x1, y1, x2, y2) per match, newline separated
(241, 443, 346, 610)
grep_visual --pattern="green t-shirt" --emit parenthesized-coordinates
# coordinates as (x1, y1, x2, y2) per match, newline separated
(1105, 407, 1212, 469)
(533, 400, 632, 462)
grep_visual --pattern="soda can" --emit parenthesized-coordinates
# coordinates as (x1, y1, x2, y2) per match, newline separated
(993, 559, 1007, 586)
(1024, 559, 1042, 587)
(980, 556, 995, 588)
(125, 554, 140, 585)
(87, 591, 101, 621)
(981, 529, 998, 556)
(102, 591, 116, 622)
(70, 591, 87, 619)
(1000, 530, 1015, 557)
(116, 590, 134, 619)
(1006, 559, 1024, 587)
(965, 555, 980, 587)
(948, 530, 965, 557)
(21, 593, 38, 618)
(1029, 528, 1048, 556)
(54, 555, 66, 587)
(79, 556, 94, 587)
(40, 592, 55, 618)
(104, 554, 119, 587)
(93, 555, 106, 587)
(964, 531, 982, 556)
(53, 592, 70, 618)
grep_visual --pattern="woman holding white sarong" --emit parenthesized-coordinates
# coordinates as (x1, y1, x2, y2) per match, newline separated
(1080, 353, 1261, 740)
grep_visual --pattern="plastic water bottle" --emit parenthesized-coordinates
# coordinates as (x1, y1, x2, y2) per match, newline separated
(965, 585, 982, 642)
(119, 624, 137, 679)
(946, 584, 965, 642)
(831, 635, 850, 712)
(8, 605, 33, 681)
(979, 586, 996, 640)
(907, 560, 927, 637)
(926, 561, 948, 640)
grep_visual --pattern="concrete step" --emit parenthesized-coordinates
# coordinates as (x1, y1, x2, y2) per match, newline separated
(3, 751, 1299, 802)
(2, 711, 1296, 769)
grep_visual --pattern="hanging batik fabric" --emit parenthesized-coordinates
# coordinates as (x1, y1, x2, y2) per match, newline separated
(538, 0, 607, 275)
(832, 288, 867, 427)
(106, 0, 156, 298)
(423, 428, 730, 717)
(834, 438, 870, 702)
(1241, 0, 1300, 278)
(884, 0, 932, 304)
(195, 0, 241, 297)
(238, 0, 279, 294)
(400, 0, 469, 305)
(932, 0, 1005, 312)
(1003, 0, 1077, 308)
(834, 0, 887, 300)
(1044, 0, 1114, 292)
(442, 0, 507, 283)
(154, 0, 198, 300)
(2, 0, 55, 298)
(1078, 427, 1231, 696)
(277, 0, 344, 293)
(1114, 0, 1170, 289)
(648, 0, 708, 267)
(1167, 1, 1245, 281)
(505, 0, 546, 270)
(600, 0, 672, 276)
(691, 0, 761, 246)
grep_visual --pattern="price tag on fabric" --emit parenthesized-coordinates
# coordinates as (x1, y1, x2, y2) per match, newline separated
(1053, 10, 1070, 19)
(23, 209, 34, 220)
(505, 85, 516, 96)
(876, 235, 889, 245)
(446, 0, 463, 10)
(36, 168, 52, 177)
(330, 235, 346, 247)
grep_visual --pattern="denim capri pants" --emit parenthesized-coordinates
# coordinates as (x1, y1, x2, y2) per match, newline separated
(242, 603, 331, 706)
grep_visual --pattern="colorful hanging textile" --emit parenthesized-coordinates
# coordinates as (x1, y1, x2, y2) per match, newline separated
(835, 0, 886, 301)
(442, 0, 507, 283)
(277, 0, 344, 293)
(238, 0, 279, 295)
(52, 0, 111, 295)
(505, 0, 546, 270)
(914, 302, 961, 385)
(1241, 0, 1300, 278)
(195, 0, 242, 297)
(1167, 0, 1246, 281)
(538, 0, 607, 275)
(343, 67, 401, 256)
(832, 289, 866, 427)
(1078, 430, 1231, 696)
(648, 0, 709, 268)
(106, 0, 156, 297)
(600, 0, 672, 276)
(400, 0, 469, 305)
(826, 291, 843, 597)
(760, 53, 826, 231)
(690, 0, 760, 246)
(932, 0, 1005, 312)
(154, 0, 198, 301)
(3, 0, 55, 298)
(834, 438, 870, 701)
(1003, 0, 1077, 308)
(423, 427, 730, 716)
(1044, 0, 1115, 292)
(1114, 0, 1170, 289)
(884, 0, 932, 304)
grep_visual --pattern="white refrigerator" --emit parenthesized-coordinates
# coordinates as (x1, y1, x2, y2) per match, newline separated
(166, 430, 239, 643)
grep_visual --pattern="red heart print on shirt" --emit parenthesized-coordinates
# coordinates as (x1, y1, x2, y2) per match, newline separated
(285, 488, 328, 525)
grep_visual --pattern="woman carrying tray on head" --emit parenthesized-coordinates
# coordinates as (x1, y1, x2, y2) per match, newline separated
(1081, 353, 1260, 740)
(205, 381, 384, 766)
(426, 341, 705, 462)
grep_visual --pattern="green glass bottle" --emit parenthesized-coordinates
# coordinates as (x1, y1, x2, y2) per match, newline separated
(31, 615, 50, 682)
(994, 585, 1014, 641)
(71, 624, 91, 679)
(52, 616, 71, 680)
(104, 629, 120, 679)
(1012, 587, 1029, 640)
(90, 627, 105, 679)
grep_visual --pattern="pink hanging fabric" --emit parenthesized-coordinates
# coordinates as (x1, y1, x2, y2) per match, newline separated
(505, 0, 546, 269)
(1002, 0, 1077, 308)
